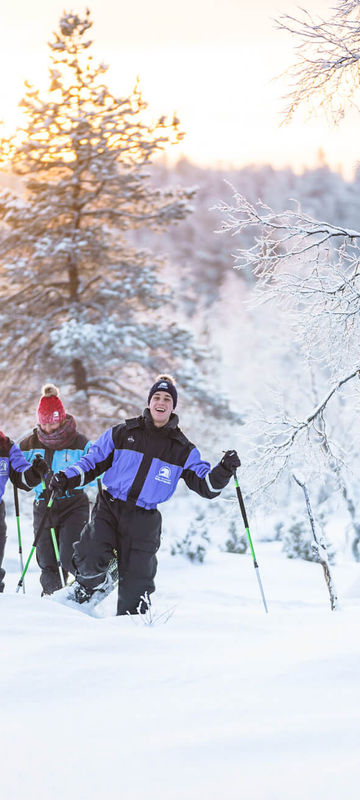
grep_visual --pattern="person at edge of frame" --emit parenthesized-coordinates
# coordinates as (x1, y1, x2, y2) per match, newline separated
(19, 383, 94, 596)
(0, 430, 47, 592)
(49, 374, 240, 615)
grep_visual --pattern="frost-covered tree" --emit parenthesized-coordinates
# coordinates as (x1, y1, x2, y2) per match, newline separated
(216, 0, 360, 555)
(170, 511, 210, 563)
(223, 518, 247, 554)
(0, 10, 239, 430)
(292, 474, 338, 610)
(277, 0, 360, 124)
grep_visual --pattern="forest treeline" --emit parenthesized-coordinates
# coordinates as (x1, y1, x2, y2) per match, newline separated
(131, 156, 360, 310)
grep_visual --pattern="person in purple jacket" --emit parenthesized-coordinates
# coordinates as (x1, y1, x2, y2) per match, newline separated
(50, 375, 240, 615)
(0, 430, 47, 592)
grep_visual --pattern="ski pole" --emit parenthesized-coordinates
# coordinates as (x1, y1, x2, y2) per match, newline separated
(13, 485, 25, 594)
(233, 471, 268, 613)
(16, 490, 56, 593)
(40, 478, 65, 589)
(49, 523, 65, 588)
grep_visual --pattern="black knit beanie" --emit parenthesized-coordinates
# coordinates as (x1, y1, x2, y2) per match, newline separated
(147, 374, 178, 409)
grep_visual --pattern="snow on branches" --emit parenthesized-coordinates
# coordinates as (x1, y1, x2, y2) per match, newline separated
(276, 1, 360, 122)
(215, 0, 360, 557)
(0, 9, 239, 431)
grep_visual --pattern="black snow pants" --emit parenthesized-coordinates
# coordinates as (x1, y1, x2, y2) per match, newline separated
(0, 500, 6, 592)
(34, 491, 89, 595)
(73, 492, 161, 616)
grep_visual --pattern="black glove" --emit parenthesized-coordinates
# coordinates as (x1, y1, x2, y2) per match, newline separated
(49, 471, 69, 496)
(23, 455, 49, 487)
(32, 454, 49, 479)
(220, 450, 241, 474)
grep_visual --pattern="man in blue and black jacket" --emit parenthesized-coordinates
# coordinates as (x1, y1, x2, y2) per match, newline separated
(50, 374, 240, 615)
(0, 431, 47, 592)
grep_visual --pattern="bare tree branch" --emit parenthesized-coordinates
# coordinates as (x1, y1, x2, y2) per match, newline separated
(276, 2, 360, 121)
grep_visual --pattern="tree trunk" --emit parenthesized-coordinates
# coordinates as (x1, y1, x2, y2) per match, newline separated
(72, 358, 88, 394)
(293, 474, 338, 611)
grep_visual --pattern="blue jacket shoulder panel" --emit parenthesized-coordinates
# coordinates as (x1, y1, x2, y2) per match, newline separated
(0, 438, 33, 501)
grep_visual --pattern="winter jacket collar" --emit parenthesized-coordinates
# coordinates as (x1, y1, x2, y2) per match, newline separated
(124, 410, 187, 444)
(142, 407, 179, 435)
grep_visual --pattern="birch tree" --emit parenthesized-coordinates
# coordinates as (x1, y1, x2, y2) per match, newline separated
(216, 0, 360, 554)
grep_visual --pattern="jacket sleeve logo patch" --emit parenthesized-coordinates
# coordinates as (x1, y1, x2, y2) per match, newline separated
(0, 459, 8, 474)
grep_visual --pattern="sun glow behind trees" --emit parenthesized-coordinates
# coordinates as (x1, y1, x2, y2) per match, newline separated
(0, 10, 243, 435)
(0, 0, 357, 176)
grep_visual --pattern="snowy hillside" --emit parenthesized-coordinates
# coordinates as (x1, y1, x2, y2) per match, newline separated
(2, 485, 360, 800)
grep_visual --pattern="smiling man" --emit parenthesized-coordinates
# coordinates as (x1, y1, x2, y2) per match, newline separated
(50, 374, 240, 615)
(148, 383, 174, 428)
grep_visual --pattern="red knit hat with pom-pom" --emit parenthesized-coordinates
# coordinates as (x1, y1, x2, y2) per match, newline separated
(37, 384, 66, 426)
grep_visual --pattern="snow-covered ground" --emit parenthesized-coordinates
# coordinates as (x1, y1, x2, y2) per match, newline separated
(2, 486, 360, 800)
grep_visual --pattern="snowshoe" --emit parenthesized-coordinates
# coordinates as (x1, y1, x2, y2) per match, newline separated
(51, 557, 119, 615)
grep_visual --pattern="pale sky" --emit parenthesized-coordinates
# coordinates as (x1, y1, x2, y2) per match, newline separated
(0, 0, 358, 176)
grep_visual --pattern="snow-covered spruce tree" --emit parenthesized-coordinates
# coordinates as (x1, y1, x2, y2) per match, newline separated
(0, 10, 240, 431)
(282, 519, 320, 563)
(215, 0, 360, 557)
(283, 486, 336, 569)
(170, 511, 210, 563)
(224, 518, 247, 554)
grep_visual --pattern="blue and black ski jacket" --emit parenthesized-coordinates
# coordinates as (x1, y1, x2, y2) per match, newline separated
(62, 410, 232, 510)
(0, 433, 35, 502)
